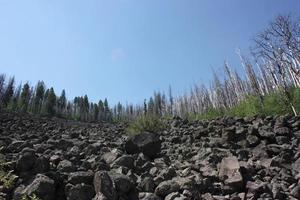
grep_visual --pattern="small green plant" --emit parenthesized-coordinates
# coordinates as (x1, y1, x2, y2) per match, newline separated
(291, 87, 300, 114)
(22, 194, 42, 200)
(189, 107, 224, 121)
(226, 95, 262, 117)
(262, 91, 288, 115)
(0, 147, 18, 191)
(126, 114, 166, 136)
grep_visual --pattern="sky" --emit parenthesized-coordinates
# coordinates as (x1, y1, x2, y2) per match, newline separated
(0, 0, 299, 105)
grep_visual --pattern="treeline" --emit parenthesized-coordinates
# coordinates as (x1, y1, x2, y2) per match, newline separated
(1, 14, 300, 122)
(0, 78, 113, 122)
(118, 14, 300, 119)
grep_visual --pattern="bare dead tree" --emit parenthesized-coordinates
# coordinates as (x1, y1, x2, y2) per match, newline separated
(252, 15, 300, 116)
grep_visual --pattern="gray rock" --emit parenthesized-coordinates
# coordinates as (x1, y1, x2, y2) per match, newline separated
(65, 183, 95, 200)
(139, 177, 156, 193)
(68, 171, 94, 185)
(139, 192, 161, 200)
(34, 156, 50, 173)
(125, 132, 161, 158)
(23, 174, 55, 200)
(16, 149, 36, 172)
(111, 155, 134, 169)
(155, 180, 180, 197)
(109, 172, 134, 194)
(218, 156, 243, 190)
(291, 184, 300, 198)
(102, 152, 119, 165)
(57, 160, 75, 172)
(94, 171, 117, 200)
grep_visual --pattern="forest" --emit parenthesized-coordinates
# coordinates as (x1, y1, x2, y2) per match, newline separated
(1, 14, 300, 122)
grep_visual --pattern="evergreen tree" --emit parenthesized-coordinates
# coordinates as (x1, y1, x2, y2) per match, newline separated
(168, 85, 173, 115)
(148, 97, 155, 115)
(98, 100, 104, 121)
(143, 99, 147, 115)
(83, 95, 89, 121)
(57, 89, 67, 115)
(20, 83, 31, 112)
(93, 103, 99, 121)
(2, 77, 15, 108)
(104, 98, 111, 121)
(10, 84, 21, 111)
(46, 88, 56, 115)
(0, 74, 5, 109)
(34, 81, 45, 113)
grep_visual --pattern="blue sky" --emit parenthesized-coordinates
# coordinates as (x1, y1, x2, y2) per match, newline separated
(0, 0, 299, 105)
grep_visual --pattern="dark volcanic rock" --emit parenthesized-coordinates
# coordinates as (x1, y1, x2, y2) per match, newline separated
(94, 171, 117, 200)
(218, 156, 243, 190)
(16, 148, 37, 172)
(65, 183, 95, 200)
(3, 112, 300, 200)
(14, 174, 55, 200)
(125, 132, 161, 158)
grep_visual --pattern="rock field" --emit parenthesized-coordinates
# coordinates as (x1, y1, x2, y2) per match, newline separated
(1, 112, 300, 200)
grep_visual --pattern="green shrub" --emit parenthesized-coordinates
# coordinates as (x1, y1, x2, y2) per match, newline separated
(291, 87, 300, 114)
(226, 95, 262, 117)
(0, 147, 18, 191)
(262, 91, 288, 115)
(189, 107, 224, 121)
(126, 114, 166, 136)
(22, 194, 41, 200)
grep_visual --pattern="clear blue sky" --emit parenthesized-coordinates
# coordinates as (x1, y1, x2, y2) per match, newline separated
(0, 0, 299, 105)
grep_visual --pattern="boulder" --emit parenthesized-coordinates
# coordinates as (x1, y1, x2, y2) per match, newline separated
(155, 180, 180, 197)
(23, 174, 55, 200)
(16, 149, 36, 172)
(65, 183, 95, 200)
(139, 177, 156, 193)
(109, 173, 134, 194)
(125, 132, 161, 158)
(94, 171, 117, 200)
(139, 192, 161, 200)
(218, 156, 243, 190)
(33, 156, 50, 173)
(68, 171, 94, 185)
(57, 160, 75, 173)
(111, 155, 134, 169)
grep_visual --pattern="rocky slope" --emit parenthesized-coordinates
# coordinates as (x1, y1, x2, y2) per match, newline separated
(1, 112, 300, 200)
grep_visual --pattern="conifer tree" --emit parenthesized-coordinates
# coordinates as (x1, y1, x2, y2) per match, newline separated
(20, 83, 31, 112)
(10, 84, 21, 111)
(93, 103, 99, 121)
(83, 95, 89, 121)
(98, 100, 104, 121)
(34, 81, 45, 113)
(46, 88, 56, 115)
(104, 98, 111, 121)
(58, 89, 67, 115)
(0, 74, 5, 109)
(2, 77, 15, 108)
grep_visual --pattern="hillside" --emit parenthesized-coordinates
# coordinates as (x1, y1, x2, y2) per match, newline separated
(1, 113, 300, 200)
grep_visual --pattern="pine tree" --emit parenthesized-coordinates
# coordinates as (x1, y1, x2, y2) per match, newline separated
(93, 103, 99, 121)
(0, 74, 5, 109)
(57, 89, 67, 115)
(10, 84, 21, 111)
(98, 100, 104, 121)
(46, 88, 56, 116)
(148, 97, 154, 115)
(117, 102, 123, 120)
(104, 98, 111, 121)
(20, 83, 31, 112)
(83, 95, 89, 121)
(2, 77, 15, 108)
(34, 81, 45, 113)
